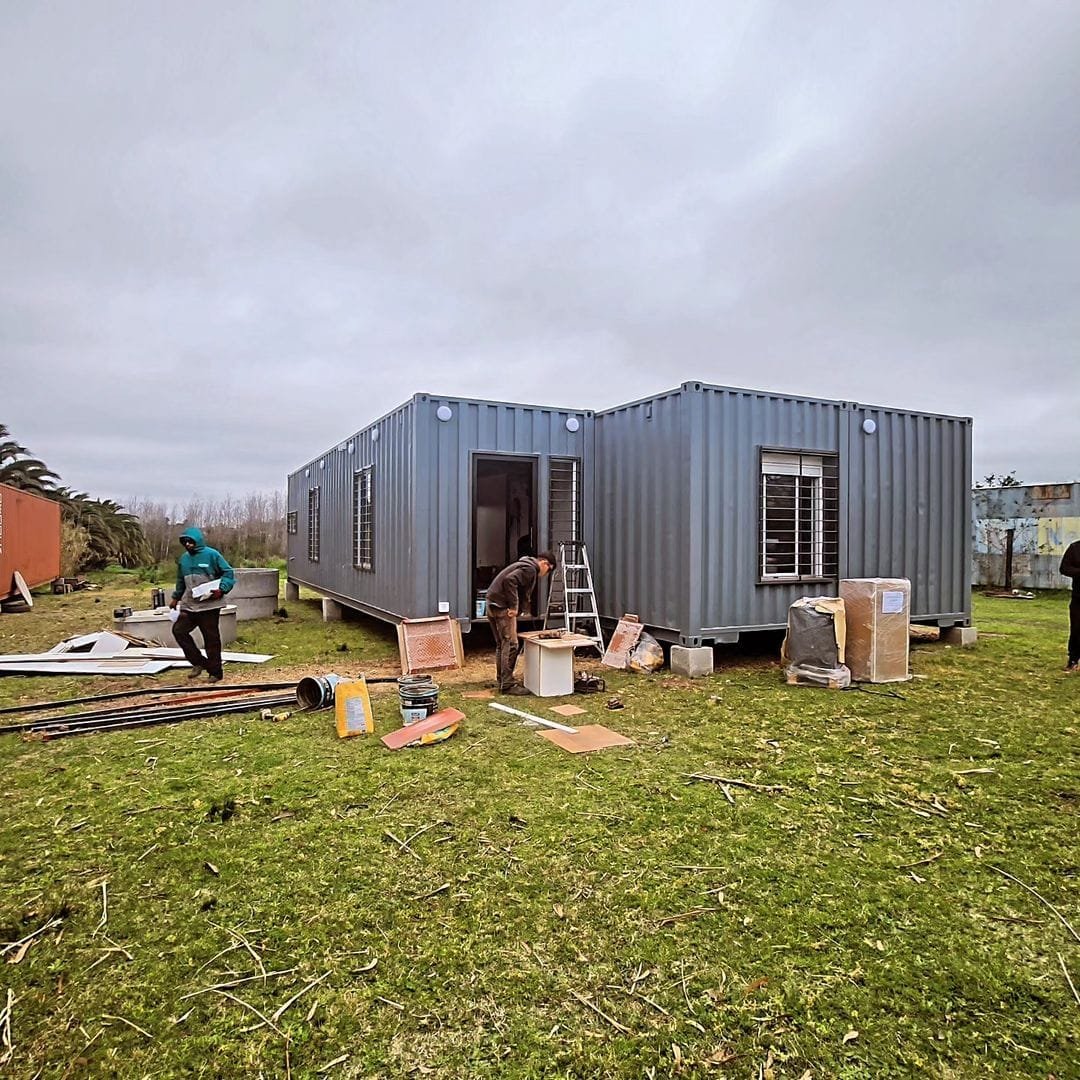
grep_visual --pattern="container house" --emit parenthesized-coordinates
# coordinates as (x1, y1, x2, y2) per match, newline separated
(286, 394, 593, 627)
(287, 381, 972, 644)
(0, 482, 62, 601)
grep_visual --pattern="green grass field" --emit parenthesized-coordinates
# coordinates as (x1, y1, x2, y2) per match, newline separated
(1, 579, 1077, 1078)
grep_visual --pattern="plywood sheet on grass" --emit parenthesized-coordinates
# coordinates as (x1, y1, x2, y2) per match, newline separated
(538, 724, 634, 753)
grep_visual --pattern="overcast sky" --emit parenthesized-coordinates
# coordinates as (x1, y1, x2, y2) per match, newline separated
(2, 1, 1077, 506)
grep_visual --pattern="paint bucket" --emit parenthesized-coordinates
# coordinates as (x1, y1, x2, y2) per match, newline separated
(475, 591, 488, 618)
(397, 674, 440, 724)
(296, 673, 348, 711)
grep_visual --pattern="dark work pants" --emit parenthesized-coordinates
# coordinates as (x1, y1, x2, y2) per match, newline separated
(487, 608, 522, 690)
(1070, 595, 1080, 666)
(173, 608, 223, 678)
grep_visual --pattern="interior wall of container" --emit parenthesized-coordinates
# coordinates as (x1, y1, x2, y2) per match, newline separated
(286, 401, 418, 621)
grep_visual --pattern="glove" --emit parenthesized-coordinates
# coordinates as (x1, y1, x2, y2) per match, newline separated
(168, 597, 178, 609)
(210, 589, 223, 601)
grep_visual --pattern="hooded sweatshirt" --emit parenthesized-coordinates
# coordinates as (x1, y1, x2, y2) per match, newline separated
(173, 527, 235, 612)
(1061, 540, 1080, 598)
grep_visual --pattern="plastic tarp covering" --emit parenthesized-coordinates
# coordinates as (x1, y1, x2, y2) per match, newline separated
(782, 596, 851, 688)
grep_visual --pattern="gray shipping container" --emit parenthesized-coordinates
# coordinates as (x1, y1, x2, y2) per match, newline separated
(593, 381, 972, 644)
(287, 381, 972, 644)
(286, 393, 593, 626)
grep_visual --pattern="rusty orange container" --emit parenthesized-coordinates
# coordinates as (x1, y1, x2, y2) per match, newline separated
(0, 483, 62, 600)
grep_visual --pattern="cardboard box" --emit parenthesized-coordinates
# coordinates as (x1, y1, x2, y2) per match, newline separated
(839, 578, 911, 683)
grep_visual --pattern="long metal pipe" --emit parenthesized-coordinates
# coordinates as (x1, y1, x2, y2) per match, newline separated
(0, 682, 297, 717)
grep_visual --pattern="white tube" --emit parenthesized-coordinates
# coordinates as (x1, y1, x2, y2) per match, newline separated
(488, 701, 578, 734)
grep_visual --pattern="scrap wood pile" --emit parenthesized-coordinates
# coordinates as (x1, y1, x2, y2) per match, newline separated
(0, 630, 273, 677)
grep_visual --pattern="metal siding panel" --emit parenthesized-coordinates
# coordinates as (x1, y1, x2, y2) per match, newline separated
(846, 409, 971, 621)
(286, 402, 418, 621)
(292, 396, 591, 624)
(696, 388, 843, 635)
(593, 390, 689, 634)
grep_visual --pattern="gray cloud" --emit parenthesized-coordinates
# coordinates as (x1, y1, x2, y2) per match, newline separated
(2, 1, 1077, 506)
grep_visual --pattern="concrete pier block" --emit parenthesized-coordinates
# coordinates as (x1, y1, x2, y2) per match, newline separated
(285, 580, 300, 602)
(671, 644, 714, 677)
(322, 598, 344, 622)
(941, 626, 978, 647)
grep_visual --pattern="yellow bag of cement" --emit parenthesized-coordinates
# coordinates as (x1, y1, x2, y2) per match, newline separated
(335, 678, 374, 737)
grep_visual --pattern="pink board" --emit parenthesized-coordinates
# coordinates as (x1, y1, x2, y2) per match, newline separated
(381, 707, 465, 750)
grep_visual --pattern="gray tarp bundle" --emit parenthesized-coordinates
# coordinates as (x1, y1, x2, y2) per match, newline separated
(782, 596, 851, 688)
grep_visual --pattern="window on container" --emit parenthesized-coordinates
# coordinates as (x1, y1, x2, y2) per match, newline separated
(760, 451, 838, 580)
(286, 511, 298, 536)
(353, 466, 374, 571)
(307, 487, 320, 562)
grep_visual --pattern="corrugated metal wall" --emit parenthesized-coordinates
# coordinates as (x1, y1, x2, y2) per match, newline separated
(845, 406, 971, 621)
(287, 395, 591, 624)
(695, 384, 846, 636)
(593, 383, 971, 643)
(593, 388, 689, 635)
(0, 483, 62, 598)
(973, 482, 1079, 589)
(413, 395, 593, 622)
(287, 401, 417, 620)
(288, 383, 971, 638)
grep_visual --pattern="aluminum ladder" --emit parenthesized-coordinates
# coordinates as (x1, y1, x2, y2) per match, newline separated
(543, 541, 605, 654)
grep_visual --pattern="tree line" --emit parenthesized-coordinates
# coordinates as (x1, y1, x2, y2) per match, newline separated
(1, 423, 286, 573)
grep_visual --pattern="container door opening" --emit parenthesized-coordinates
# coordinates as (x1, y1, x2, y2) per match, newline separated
(473, 457, 537, 619)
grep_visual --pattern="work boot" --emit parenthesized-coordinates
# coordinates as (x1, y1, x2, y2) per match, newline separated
(503, 684, 531, 696)
(207, 673, 223, 683)
(187, 666, 205, 679)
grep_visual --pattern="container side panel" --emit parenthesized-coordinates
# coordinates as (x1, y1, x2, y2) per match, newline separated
(696, 388, 844, 634)
(0, 483, 62, 597)
(401, 396, 592, 622)
(593, 392, 688, 633)
(845, 410, 972, 620)
(285, 404, 417, 620)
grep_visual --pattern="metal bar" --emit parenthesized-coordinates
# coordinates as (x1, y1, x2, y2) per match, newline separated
(488, 700, 578, 733)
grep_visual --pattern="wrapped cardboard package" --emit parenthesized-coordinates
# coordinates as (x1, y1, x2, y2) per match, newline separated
(781, 596, 851, 689)
(839, 578, 911, 683)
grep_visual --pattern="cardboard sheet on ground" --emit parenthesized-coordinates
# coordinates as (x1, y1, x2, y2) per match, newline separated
(381, 707, 465, 750)
(538, 724, 633, 753)
(550, 703, 586, 717)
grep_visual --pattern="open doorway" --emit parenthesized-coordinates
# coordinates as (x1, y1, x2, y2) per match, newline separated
(473, 455, 537, 617)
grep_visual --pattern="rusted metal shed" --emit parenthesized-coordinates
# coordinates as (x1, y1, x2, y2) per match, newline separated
(287, 381, 973, 644)
(0, 483, 62, 601)
(973, 482, 1080, 589)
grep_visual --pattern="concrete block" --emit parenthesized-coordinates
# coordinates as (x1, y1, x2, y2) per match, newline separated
(941, 626, 978, 647)
(322, 598, 344, 622)
(115, 606, 238, 647)
(670, 644, 713, 678)
(285, 580, 300, 602)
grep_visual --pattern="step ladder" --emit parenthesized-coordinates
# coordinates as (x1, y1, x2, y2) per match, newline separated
(543, 541, 605, 654)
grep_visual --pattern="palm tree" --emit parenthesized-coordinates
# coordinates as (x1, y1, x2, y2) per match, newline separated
(2, 423, 152, 569)
(0, 424, 59, 493)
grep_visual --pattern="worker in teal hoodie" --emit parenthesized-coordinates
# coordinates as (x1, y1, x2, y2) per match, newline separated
(169, 526, 235, 681)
